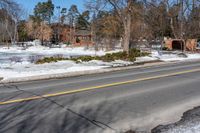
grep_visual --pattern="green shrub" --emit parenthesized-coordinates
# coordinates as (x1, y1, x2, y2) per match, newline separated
(128, 48, 150, 61)
(100, 51, 128, 62)
(35, 48, 149, 64)
(162, 47, 169, 51)
(76, 38, 80, 43)
(140, 52, 150, 56)
(36, 57, 69, 64)
(129, 48, 141, 57)
(64, 41, 71, 45)
(101, 53, 114, 62)
(112, 51, 128, 60)
(77, 56, 95, 62)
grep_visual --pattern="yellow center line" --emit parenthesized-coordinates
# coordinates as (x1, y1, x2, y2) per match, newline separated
(1, 68, 200, 105)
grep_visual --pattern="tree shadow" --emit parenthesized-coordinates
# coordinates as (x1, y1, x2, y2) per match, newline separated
(0, 84, 123, 133)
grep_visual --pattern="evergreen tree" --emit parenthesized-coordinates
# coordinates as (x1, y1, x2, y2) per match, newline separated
(18, 20, 28, 41)
(67, 5, 79, 27)
(34, 0, 54, 24)
(76, 10, 90, 30)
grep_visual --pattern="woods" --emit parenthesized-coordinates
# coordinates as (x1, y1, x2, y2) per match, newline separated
(87, 0, 200, 50)
(0, 0, 200, 51)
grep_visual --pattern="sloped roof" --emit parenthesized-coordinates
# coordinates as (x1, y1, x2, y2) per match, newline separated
(75, 30, 91, 36)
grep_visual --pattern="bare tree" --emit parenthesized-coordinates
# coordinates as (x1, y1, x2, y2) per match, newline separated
(87, 0, 139, 53)
(26, 19, 52, 42)
(0, 0, 22, 47)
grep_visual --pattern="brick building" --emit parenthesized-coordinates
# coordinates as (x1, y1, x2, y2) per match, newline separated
(164, 38, 198, 52)
(51, 24, 93, 46)
(73, 30, 93, 46)
(51, 23, 71, 43)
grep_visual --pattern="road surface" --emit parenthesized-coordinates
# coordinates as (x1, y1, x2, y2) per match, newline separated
(1, 61, 200, 133)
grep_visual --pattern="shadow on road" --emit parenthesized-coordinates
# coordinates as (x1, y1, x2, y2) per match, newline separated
(0, 84, 119, 133)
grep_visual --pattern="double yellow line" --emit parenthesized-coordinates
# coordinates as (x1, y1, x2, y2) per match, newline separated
(1, 68, 200, 105)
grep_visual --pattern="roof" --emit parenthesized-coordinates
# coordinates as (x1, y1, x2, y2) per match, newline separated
(75, 30, 91, 36)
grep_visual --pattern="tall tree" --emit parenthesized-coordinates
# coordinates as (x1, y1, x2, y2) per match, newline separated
(34, 0, 54, 24)
(186, 5, 200, 38)
(0, 0, 22, 46)
(145, 2, 172, 39)
(26, 19, 52, 42)
(76, 10, 90, 30)
(60, 8, 67, 24)
(67, 5, 79, 42)
(87, 0, 141, 53)
(94, 10, 123, 50)
(18, 20, 28, 42)
(67, 5, 79, 27)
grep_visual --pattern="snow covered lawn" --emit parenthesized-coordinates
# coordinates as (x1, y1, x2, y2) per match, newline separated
(0, 46, 127, 80)
(1, 46, 200, 81)
(151, 51, 200, 62)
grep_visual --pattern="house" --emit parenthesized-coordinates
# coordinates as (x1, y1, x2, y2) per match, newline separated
(73, 30, 94, 46)
(51, 23, 71, 44)
(51, 24, 94, 46)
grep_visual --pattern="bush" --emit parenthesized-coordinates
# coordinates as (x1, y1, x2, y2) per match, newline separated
(35, 48, 149, 64)
(162, 47, 169, 51)
(129, 48, 141, 57)
(128, 48, 149, 61)
(112, 51, 128, 60)
(101, 53, 115, 62)
(100, 51, 128, 62)
(76, 38, 80, 43)
(36, 56, 69, 64)
(76, 56, 95, 62)
(29, 55, 43, 63)
(64, 42, 71, 45)
(140, 52, 150, 56)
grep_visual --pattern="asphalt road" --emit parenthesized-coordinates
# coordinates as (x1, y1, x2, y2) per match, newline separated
(1, 61, 200, 133)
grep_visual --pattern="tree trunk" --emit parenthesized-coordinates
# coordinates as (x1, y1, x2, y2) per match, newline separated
(170, 18, 178, 38)
(13, 21, 17, 45)
(123, 13, 131, 53)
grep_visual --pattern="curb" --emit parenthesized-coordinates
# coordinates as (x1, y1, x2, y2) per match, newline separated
(1, 59, 198, 84)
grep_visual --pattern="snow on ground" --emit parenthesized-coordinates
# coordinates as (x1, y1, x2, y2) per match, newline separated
(164, 122, 200, 133)
(1, 46, 200, 81)
(151, 50, 200, 62)
(0, 46, 124, 80)
(0, 61, 108, 79)
(136, 56, 158, 62)
(0, 46, 105, 59)
(0, 45, 122, 56)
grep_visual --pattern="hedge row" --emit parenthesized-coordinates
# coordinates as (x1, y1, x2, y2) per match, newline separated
(36, 48, 149, 64)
